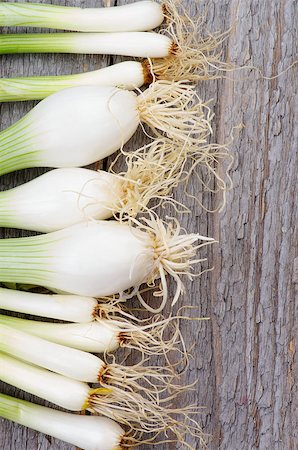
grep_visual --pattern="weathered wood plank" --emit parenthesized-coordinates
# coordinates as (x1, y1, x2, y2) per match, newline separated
(1, 0, 297, 449)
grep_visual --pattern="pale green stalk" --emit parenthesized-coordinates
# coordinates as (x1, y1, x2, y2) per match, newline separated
(0, 73, 82, 102)
(0, 190, 14, 227)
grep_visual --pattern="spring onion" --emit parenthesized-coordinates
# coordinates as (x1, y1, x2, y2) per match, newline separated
(0, 217, 213, 312)
(0, 60, 153, 102)
(0, 82, 206, 176)
(0, 1, 164, 32)
(0, 353, 204, 443)
(0, 307, 182, 356)
(1, 353, 99, 412)
(0, 31, 174, 58)
(0, 393, 125, 450)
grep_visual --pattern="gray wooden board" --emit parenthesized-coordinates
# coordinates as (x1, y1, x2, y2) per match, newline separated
(0, 0, 297, 449)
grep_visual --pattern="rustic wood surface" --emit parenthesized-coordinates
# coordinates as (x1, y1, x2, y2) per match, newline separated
(0, 0, 297, 449)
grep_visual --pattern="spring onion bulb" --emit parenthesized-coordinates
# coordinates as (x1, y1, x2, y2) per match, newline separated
(0, 61, 153, 102)
(0, 217, 213, 312)
(0, 308, 182, 356)
(0, 82, 207, 176)
(1, 353, 97, 412)
(0, 323, 176, 391)
(0, 393, 125, 450)
(0, 354, 204, 443)
(0, 288, 98, 322)
(0, 1, 164, 32)
(0, 168, 124, 231)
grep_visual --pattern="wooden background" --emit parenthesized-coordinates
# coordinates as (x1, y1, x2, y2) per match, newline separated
(0, 0, 297, 449)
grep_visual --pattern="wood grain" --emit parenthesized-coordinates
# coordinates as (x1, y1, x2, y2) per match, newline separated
(0, 0, 297, 449)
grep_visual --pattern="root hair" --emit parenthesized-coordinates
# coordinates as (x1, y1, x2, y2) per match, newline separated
(151, 0, 232, 82)
(88, 387, 207, 448)
(136, 80, 212, 145)
(127, 214, 215, 313)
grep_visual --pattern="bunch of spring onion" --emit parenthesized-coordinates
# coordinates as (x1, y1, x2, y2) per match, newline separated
(0, 1, 228, 102)
(0, 287, 204, 446)
(0, 1, 221, 447)
(0, 320, 187, 404)
(0, 82, 208, 176)
(0, 215, 213, 312)
(0, 352, 204, 446)
(0, 282, 195, 440)
(0, 290, 203, 445)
